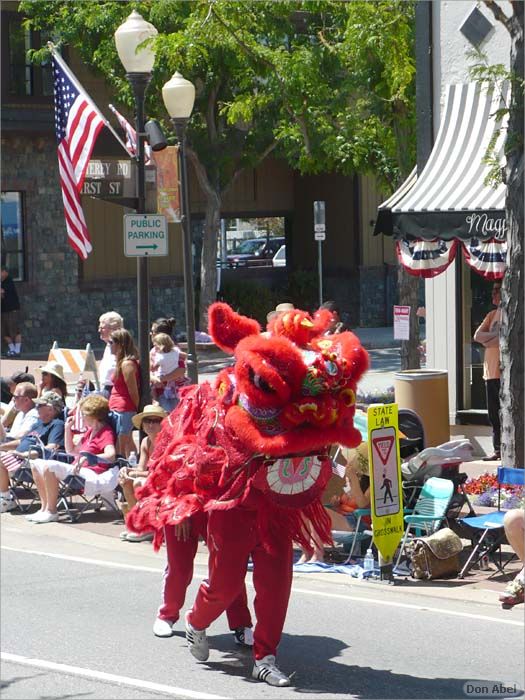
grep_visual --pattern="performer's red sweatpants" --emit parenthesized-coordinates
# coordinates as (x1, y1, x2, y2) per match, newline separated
(158, 511, 252, 630)
(188, 508, 293, 660)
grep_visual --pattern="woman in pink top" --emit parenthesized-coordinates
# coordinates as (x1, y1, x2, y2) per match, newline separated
(28, 395, 117, 523)
(108, 329, 140, 457)
(473, 282, 502, 461)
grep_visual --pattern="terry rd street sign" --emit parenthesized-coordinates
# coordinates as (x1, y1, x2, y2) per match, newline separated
(124, 214, 168, 257)
(367, 403, 404, 563)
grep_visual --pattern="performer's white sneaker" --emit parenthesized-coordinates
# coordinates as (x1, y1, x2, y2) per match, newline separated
(233, 626, 254, 647)
(252, 655, 291, 687)
(153, 618, 174, 637)
(184, 611, 209, 662)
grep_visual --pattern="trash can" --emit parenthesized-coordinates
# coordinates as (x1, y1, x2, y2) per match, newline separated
(394, 370, 449, 448)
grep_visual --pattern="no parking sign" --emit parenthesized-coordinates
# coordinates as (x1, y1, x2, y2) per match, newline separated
(367, 404, 404, 563)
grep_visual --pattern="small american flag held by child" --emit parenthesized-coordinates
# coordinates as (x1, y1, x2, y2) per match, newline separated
(330, 445, 347, 478)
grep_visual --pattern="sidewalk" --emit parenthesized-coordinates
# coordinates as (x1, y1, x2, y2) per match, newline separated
(3, 501, 520, 612)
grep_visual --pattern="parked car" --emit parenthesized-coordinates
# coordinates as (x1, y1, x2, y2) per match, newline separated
(272, 244, 286, 267)
(227, 237, 285, 268)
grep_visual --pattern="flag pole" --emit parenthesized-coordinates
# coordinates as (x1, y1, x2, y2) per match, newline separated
(48, 42, 133, 157)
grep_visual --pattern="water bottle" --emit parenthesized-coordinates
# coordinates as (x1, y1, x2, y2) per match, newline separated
(128, 451, 138, 467)
(363, 548, 374, 572)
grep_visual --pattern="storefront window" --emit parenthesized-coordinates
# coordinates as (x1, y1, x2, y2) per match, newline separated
(1, 192, 25, 281)
(461, 261, 496, 410)
(6, 15, 53, 97)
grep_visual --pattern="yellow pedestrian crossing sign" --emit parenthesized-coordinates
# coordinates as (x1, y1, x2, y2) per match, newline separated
(367, 404, 404, 563)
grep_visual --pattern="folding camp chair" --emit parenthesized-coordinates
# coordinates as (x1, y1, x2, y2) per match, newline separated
(332, 508, 373, 562)
(52, 451, 124, 522)
(7, 435, 57, 513)
(457, 466, 525, 579)
(9, 461, 40, 513)
(394, 477, 454, 570)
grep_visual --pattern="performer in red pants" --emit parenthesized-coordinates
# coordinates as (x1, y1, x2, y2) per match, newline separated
(153, 510, 253, 646)
(186, 507, 293, 683)
(128, 303, 369, 688)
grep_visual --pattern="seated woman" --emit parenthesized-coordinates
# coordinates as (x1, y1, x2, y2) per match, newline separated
(27, 394, 117, 524)
(36, 362, 68, 400)
(118, 404, 167, 542)
(298, 442, 371, 564)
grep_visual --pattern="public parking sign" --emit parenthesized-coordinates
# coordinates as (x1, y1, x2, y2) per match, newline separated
(124, 214, 168, 257)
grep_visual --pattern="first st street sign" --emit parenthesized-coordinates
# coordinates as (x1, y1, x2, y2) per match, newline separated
(124, 214, 168, 257)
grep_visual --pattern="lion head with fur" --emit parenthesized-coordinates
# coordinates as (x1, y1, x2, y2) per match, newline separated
(210, 302, 369, 458)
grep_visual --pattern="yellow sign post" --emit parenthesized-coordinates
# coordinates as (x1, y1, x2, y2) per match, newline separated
(367, 403, 404, 574)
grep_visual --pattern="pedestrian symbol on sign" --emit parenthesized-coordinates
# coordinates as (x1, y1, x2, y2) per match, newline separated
(370, 426, 400, 517)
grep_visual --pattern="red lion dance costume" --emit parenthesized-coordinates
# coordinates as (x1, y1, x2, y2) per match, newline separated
(128, 302, 368, 686)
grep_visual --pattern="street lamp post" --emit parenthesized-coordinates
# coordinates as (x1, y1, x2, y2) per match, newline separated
(114, 10, 158, 405)
(162, 72, 198, 384)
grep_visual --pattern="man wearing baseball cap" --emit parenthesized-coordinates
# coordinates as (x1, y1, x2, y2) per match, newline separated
(0, 390, 65, 513)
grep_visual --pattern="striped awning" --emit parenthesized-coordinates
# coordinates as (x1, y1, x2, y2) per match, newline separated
(374, 82, 508, 279)
(375, 82, 509, 242)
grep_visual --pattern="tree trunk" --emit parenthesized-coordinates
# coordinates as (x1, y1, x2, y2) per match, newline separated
(500, 1, 524, 468)
(187, 148, 221, 332)
(199, 193, 221, 331)
(398, 267, 421, 370)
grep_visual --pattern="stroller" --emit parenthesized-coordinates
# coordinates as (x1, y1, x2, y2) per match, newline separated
(398, 410, 477, 530)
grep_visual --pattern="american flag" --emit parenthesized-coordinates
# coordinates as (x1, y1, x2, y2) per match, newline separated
(1, 452, 25, 473)
(109, 104, 152, 164)
(72, 381, 91, 433)
(52, 53, 105, 260)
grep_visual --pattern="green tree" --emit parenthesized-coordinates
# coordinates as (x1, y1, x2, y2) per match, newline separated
(21, 0, 417, 337)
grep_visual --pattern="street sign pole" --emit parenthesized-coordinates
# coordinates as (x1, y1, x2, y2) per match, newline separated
(318, 239, 323, 307)
(313, 201, 326, 307)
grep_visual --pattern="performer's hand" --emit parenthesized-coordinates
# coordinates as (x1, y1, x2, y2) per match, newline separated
(174, 519, 190, 542)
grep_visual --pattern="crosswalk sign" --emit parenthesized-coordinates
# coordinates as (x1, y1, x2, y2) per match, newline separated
(367, 404, 404, 562)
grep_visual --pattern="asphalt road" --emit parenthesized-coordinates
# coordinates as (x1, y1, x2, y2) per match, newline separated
(1, 520, 523, 700)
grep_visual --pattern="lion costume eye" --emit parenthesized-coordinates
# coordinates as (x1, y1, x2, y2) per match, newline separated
(248, 366, 275, 393)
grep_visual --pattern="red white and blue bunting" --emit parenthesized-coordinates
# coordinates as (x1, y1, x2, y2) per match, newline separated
(463, 238, 507, 280)
(396, 238, 458, 278)
(396, 237, 506, 279)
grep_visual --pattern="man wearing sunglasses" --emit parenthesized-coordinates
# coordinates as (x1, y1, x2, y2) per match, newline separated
(0, 382, 39, 450)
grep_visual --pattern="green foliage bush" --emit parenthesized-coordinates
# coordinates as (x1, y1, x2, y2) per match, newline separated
(221, 269, 318, 325)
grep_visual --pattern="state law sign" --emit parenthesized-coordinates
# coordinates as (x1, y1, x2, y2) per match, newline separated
(367, 403, 404, 563)
(124, 214, 168, 257)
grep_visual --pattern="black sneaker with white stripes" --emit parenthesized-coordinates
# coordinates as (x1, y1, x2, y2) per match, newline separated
(252, 655, 291, 687)
(184, 611, 209, 662)
(233, 626, 254, 647)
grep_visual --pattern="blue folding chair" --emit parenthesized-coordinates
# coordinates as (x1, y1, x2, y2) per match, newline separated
(394, 477, 454, 570)
(9, 435, 61, 513)
(458, 467, 525, 579)
(332, 508, 373, 562)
